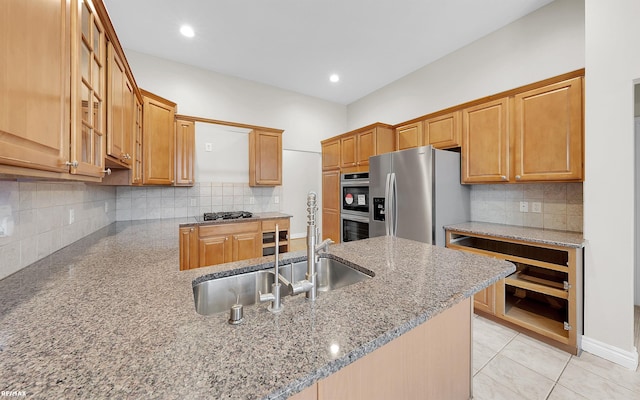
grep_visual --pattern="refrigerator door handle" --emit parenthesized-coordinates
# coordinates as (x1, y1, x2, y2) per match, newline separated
(384, 173, 391, 236)
(391, 172, 398, 237)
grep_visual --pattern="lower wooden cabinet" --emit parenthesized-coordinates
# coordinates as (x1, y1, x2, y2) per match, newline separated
(446, 229, 583, 354)
(180, 219, 291, 270)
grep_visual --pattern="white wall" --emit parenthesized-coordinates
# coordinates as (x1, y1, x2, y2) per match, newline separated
(346, 0, 585, 129)
(583, 0, 639, 368)
(125, 50, 347, 237)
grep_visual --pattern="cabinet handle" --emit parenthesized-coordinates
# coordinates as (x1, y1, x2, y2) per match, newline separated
(102, 168, 112, 175)
(65, 160, 79, 168)
(515, 175, 521, 180)
(500, 175, 507, 181)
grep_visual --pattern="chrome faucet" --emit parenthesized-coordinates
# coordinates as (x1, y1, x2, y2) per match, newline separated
(259, 224, 283, 312)
(302, 192, 333, 300)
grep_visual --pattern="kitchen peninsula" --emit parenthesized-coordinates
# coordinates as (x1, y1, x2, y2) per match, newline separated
(0, 219, 514, 399)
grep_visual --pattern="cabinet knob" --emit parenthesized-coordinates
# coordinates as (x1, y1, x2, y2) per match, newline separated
(515, 175, 521, 180)
(65, 160, 79, 168)
(500, 175, 507, 181)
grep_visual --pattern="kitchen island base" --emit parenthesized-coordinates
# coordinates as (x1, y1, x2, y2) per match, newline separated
(290, 297, 472, 400)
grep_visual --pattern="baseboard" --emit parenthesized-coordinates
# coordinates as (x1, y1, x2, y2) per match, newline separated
(581, 335, 639, 370)
(290, 233, 306, 239)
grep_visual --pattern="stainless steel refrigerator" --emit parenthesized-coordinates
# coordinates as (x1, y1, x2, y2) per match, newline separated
(369, 145, 470, 246)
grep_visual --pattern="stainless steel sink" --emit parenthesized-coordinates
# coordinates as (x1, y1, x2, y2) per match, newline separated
(193, 258, 373, 315)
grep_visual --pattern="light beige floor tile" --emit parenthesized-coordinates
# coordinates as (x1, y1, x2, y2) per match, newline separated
(568, 351, 640, 393)
(547, 384, 588, 400)
(473, 316, 518, 353)
(482, 354, 555, 400)
(473, 339, 498, 375)
(473, 371, 522, 400)
(558, 362, 637, 400)
(500, 334, 571, 381)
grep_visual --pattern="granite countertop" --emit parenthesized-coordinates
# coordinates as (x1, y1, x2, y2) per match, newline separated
(179, 212, 292, 228)
(445, 221, 585, 248)
(0, 219, 514, 399)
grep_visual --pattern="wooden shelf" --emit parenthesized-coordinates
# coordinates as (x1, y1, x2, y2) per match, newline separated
(446, 229, 582, 354)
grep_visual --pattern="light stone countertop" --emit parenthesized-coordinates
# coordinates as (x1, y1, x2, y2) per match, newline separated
(445, 221, 585, 248)
(0, 219, 514, 399)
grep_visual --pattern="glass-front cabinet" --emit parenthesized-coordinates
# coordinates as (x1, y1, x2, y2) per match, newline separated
(71, 0, 106, 178)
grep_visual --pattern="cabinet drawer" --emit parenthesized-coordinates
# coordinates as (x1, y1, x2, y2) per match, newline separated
(199, 221, 260, 237)
(261, 219, 289, 232)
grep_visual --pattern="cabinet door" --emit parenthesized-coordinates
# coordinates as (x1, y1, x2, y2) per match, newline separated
(473, 285, 495, 314)
(71, 0, 107, 178)
(179, 227, 198, 270)
(142, 91, 176, 185)
(322, 170, 341, 243)
(396, 122, 422, 151)
(199, 235, 232, 266)
(233, 232, 261, 261)
(175, 119, 195, 186)
(425, 111, 461, 149)
(0, 0, 71, 173)
(132, 97, 143, 185)
(462, 98, 509, 183)
(513, 77, 583, 182)
(340, 135, 357, 168)
(356, 129, 375, 168)
(249, 130, 282, 186)
(106, 42, 133, 166)
(322, 139, 341, 171)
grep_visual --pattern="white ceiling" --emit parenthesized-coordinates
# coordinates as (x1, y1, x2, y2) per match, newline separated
(103, 0, 555, 105)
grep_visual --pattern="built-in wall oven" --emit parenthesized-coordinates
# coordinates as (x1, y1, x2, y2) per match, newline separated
(340, 172, 370, 242)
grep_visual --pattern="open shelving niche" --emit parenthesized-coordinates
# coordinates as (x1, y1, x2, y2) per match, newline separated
(261, 219, 289, 257)
(446, 231, 583, 354)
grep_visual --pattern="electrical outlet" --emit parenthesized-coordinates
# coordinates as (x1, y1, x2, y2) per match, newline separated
(274, 196, 279, 204)
(519, 201, 528, 213)
(531, 202, 542, 213)
(69, 208, 75, 224)
(190, 198, 197, 207)
(104, 201, 108, 213)
(249, 197, 255, 205)
(205, 143, 213, 152)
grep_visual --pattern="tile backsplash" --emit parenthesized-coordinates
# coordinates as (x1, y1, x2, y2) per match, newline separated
(470, 182, 583, 232)
(115, 182, 282, 221)
(0, 181, 116, 280)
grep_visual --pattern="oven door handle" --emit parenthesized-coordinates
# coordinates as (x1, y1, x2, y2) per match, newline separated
(341, 213, 370, 224)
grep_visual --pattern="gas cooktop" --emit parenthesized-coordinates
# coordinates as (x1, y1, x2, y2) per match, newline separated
(203, 211, 253, 221)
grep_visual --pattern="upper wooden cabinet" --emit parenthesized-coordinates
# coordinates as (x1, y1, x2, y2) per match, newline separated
(0, 0, 71, 175)
(71, 0, 107, 179)
(141, 89, 177, 185)
(131, 97, 143, 185)
(512, 77, 583, 182)
(339, 123, 394, 172)
(461, 76, 583, 184)
(424, 111, 462, 149)
(462, 98, 510, 183)
(396, 112, 461, 151)
(175, 119, 195, 186)
(396, 122, 422, 151)
(321, 139, 341, 170)
(106, 41, 134, 168)
(249, 130, 283, 186)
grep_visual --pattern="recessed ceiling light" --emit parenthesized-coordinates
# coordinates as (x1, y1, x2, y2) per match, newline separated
(329, 74, 340, 83)
(180, 25, 195, 38)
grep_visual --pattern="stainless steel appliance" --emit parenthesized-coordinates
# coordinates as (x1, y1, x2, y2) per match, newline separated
(369, 145, 470, 246)
(340, 172, 370, 242)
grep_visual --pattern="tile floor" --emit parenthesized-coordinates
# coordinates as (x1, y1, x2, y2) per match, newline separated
(472, 309, 640, 400)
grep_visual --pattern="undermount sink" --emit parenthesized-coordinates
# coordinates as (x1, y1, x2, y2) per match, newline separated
(193, 258, 373, 316)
